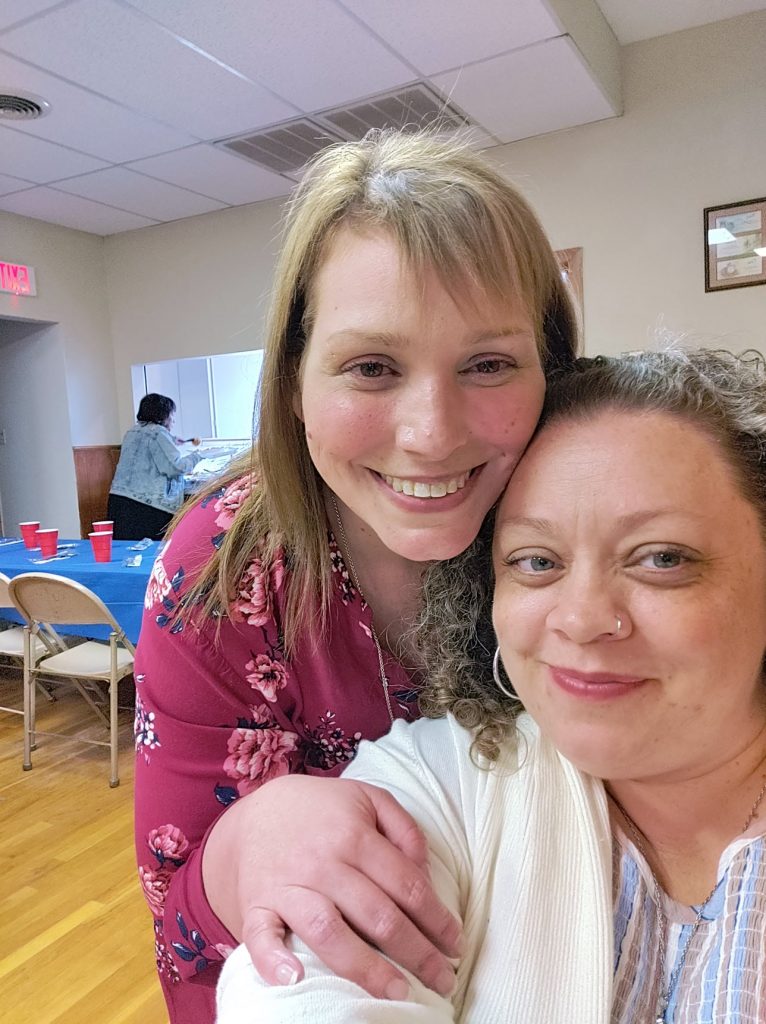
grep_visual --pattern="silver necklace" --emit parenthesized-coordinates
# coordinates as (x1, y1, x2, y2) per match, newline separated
(330, 494, 394, 724)
(611, 773, 766, 1024)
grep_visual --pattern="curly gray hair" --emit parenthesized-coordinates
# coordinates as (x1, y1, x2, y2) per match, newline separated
(415, 347, 766, 762)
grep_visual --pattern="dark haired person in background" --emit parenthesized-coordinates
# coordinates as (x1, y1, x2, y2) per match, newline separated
(107, 392, 202, 540)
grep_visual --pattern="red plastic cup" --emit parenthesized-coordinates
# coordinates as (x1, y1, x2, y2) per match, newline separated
(19, 521, 40, 549)
(36, 528, 59, 557)
(91, 520, 114, 533)
(89, 531, 112, 563)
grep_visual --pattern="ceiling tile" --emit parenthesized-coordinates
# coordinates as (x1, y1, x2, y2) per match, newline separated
(0, 185, 157, 234)
(0, 172, 35, 196)
(0, 0, 63, 31)
(0, 53, 196, 162)
(432, 36, 616, 144)
(54, 166, 227, 220)
(122, 0, 415, 111)
(341, 0, 561, 73)
(0, 124, 108, 182)
(126, 145, 292, 206)
(1, 0, 298, 138)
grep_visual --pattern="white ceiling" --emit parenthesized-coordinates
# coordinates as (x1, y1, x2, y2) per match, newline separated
(0, 0, 762, 236)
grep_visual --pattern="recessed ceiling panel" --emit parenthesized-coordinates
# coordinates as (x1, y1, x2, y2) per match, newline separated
(126, 145, 292, 206)
(0, 0, 64, 31)
(0, 172, 34, 196)
(0, 0, 297, 137)
(121, 0, 415, 111)
(341, 0, 562, 73)
(0, 53, 196, 162)
(0, 123, 108, 182)
(54, 166, 228, 220)
(0, 185, 158, 234)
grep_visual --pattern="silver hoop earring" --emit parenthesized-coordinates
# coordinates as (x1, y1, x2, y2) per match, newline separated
(612, 615, 623, 635)
(493, 646, 519, 701)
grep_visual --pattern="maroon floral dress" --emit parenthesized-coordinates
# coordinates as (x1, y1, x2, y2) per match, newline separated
(133, 479, 420, 1023)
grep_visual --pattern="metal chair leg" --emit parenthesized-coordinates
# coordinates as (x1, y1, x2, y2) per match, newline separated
(29, 654, 37, 752)
(22, 628, 33, 770)
(109, 642, 119, 788)
(37, 680, 56, 703)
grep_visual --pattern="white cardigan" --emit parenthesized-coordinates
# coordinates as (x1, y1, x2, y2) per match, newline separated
(216, 714, 615, 1023)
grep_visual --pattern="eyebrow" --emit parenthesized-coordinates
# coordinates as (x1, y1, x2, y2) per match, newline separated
(498, 508, 710, 533)
(325, 327, 536, 349)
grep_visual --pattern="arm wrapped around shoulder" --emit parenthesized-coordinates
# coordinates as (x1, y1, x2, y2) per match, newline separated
(215, 717, 475, 1023)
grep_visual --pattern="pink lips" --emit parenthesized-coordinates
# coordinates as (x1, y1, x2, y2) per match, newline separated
(549, 666, 648, 701)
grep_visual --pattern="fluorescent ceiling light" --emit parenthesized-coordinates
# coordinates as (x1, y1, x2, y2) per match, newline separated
(708, 228, 736, 244)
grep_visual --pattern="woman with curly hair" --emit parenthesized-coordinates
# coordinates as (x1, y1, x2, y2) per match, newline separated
(217, 348, 766, 1024)
(133, 126, 579, 1023)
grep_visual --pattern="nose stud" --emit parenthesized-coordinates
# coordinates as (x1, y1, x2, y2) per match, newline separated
(612, 615, 623, 635)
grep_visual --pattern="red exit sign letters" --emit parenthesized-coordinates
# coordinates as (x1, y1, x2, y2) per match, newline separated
(0, 261, 37, 296)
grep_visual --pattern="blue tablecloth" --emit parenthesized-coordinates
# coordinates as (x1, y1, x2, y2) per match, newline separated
(0, 538, 161, 644)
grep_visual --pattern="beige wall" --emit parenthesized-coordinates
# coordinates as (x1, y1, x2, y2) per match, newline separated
(0, 319, 80, 536)
(0, 211, 117, 532)
(0, 210, 118, 445)
(487, 11, 766, 355)
(103, 200, 283, 432)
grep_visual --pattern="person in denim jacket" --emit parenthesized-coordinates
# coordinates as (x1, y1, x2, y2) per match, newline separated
(108, 393, 202, 540)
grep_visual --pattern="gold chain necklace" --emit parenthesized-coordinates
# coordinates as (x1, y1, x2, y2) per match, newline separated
(330, 494, 394, 725)
(611, 773, 766, 1024)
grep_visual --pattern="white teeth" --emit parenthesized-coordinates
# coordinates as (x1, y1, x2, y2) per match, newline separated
(383, 471, 470, 499)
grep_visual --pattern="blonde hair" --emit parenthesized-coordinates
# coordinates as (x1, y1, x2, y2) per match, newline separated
(417, 347, 766, 762)
(181, 129, 579, 649)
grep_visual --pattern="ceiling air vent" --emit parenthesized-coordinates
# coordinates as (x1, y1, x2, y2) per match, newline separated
(0, 92, 50, 120)
(215, 84, 476, 179)
(216, 118, 345, 178)
(316, 83, 471, 139)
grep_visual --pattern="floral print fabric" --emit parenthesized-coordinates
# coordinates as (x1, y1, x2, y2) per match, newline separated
(134, 478, 419, 1024)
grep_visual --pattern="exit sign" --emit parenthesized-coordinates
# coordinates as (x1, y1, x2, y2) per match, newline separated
(0, 261, 36, 296)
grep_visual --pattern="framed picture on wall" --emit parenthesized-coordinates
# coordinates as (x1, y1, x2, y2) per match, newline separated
(704, 197, 766, 292)
(555, 246, 583, 330)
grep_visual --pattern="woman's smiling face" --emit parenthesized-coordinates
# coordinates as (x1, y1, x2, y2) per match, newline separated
(492, 408, 766, 783)
(294, 226, 546, 563)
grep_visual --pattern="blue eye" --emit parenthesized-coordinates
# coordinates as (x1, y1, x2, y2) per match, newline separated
(528, 556, 555, 571)
(637, 549, 685, 570)
(505, 553, 560, 575)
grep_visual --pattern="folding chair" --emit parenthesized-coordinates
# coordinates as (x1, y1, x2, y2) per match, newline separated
(8, 572, 136, 787)
(0, 572, 56, 715)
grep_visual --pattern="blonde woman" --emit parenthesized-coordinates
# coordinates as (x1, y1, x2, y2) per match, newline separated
(134, 129, 577, 1023)
(217, 349, 766, 1024)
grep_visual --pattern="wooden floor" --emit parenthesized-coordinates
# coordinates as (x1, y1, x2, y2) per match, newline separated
(0, 668, 168, 1024)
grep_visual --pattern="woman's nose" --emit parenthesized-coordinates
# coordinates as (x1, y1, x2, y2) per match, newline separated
(545, 579, 630, 643)
(395, 381, 467, 460)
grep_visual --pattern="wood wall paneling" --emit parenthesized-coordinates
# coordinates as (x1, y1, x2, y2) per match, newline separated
(72, 446, 120, 539)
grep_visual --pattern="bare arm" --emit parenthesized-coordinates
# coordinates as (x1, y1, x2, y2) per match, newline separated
(203, 774, 461, 999)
